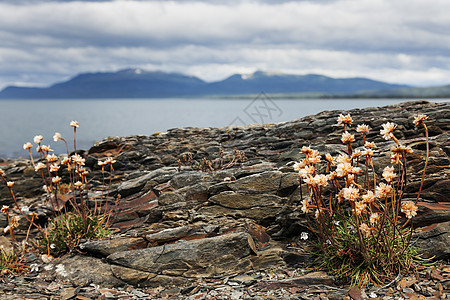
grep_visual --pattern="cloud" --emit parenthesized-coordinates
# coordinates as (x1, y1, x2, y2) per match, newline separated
(0, 0, 450, 89)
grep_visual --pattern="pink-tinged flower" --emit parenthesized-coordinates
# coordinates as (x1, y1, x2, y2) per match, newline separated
(347, 174, 355, 185)
(9, 216, 20, 229)
(74, 181, 83, 188)
(23, 142, 33, 150)
(325, 153, 335, 165)
(292, 162, 302, 172)
(313, 174, 328, 186)
(391, 153, 403, 164)
(336, 162, 352, 177)
(300, 146, 313, 154)
(413, 114, 428, 127)
(351, 150, 362, 159)
(326, 171, 337, 181)
(341, 131, 355, 144)
(401, 201, 418, 219)
(70, 120, 79, 128)
(46, 154, 58, 163)
(375, 182, 393, 198)
(353, 201, 367, 216)
(35, 162, 46, 172)
(53, 132, 62, 142)
(364, 142, 377, 149)
(105, 157, 116, 165)
(351, 166, 362, 175)
(71, 154, 85, 166)
(361, 149, 374, 157)
(314, 209, 321, 219)
(29, 212, 38, 219)
(337, 114, 353, 125)
(359, 223, 371, 238)
(362, 191, 376, 204)
(33, 135, 43, 144)
(356, 124, 370, 134)
(6, 181, 14, 188)
(50, 164, 60, 173)
(336, 154, 350, 164)
(40, 145, 53, 153)
(61, 157, 71, 165)
(52, 176, 62, 184)
(342, 186, 359, 202)
(298, 165, 315, 179)
(382, 166, 397, 182)
(391, 144, 413, 154)
(301, 199, 310, 213)
(1, 205, 9, 213)
(380, 122, 397, 140)
(369, 213, 380, 225)
(304, 175, 315, 186)
(308, 152, 321, 164)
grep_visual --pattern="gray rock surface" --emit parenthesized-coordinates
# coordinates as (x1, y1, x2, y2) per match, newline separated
(0, 100, 448, 298)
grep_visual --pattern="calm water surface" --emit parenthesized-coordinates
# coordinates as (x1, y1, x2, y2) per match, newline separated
(0, 98, 447, 158)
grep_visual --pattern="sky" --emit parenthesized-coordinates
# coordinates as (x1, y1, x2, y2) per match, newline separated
(1, 0, 450, 90)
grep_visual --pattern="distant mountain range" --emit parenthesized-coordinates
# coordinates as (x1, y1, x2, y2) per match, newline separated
(0, 68, 449, 99)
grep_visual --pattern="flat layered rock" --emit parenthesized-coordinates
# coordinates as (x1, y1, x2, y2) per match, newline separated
(107, 231, 252, 278)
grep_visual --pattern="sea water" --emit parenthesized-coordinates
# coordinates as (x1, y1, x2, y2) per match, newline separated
(0, 98, 447, 158)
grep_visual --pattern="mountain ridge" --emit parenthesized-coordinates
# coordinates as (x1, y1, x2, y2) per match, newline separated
(0, 68, 434, 99)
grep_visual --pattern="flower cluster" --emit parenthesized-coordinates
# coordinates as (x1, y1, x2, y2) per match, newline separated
(294, 112, 429, 286)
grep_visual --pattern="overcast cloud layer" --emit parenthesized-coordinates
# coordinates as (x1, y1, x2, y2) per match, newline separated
(1, 0, 449, 90)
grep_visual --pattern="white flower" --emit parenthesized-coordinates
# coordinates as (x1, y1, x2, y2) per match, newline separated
(71, 154, 85, 166)
(34, 135, 43, 144)
(382, 166, 397, 182)
(341, 131, 355, 144)
(413, 114, 428, 127)
(52, 176, 62, 184)
(293, 162, 302, 172)
(6, 181, 14, 188)
(301, 199, 310, 213)
(35, 162, 46, 172)
(300, 232, 309, 240)
(50, 164, 60, 173)
(380, 122, 397, 140)
(337, 114, 352, 125)
(356, 124, 370, 134)
(74, 181, 83, 188)
(23, 142, 33, 150)
(401, 201, 418, 219)
(53, 132, 62, 142)
(70, 120, 79, 128)
(46, 154, 58, 163)
(1, 205, 9, 213)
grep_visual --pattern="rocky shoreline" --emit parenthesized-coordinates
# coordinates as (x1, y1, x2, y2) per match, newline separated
(0, 100, 448, 299)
